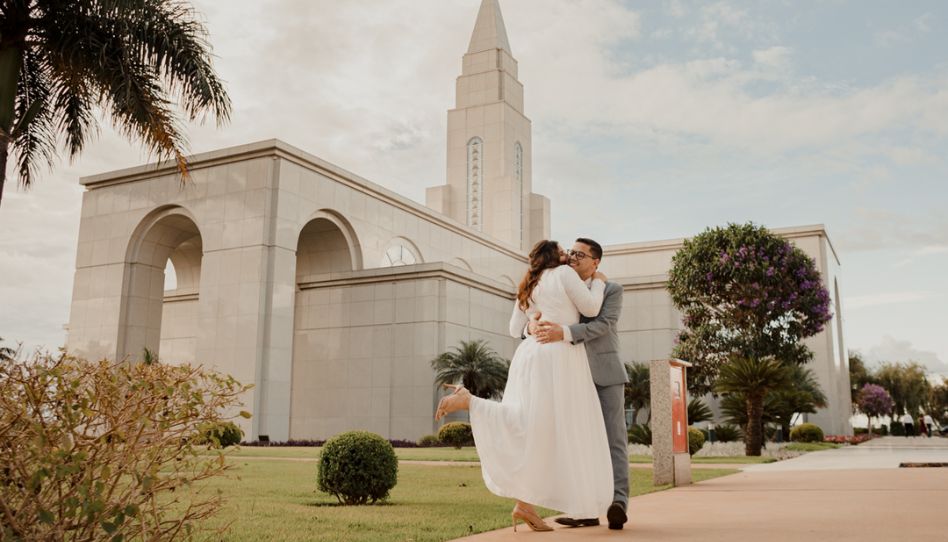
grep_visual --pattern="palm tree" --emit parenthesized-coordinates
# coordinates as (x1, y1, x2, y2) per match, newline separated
(624, 362, 650, 424)
(715, 357, 792, 456)
(687, 398, 713, 426)
(430, 340, 509, 400)
(767, 364, 827, 441)
(0, 0, 231, 206)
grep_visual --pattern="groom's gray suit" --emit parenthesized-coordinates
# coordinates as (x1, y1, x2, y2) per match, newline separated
(566, 280, 629, 509)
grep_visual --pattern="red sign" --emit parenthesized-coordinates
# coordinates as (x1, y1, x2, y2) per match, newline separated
(670, 366, 689, 454)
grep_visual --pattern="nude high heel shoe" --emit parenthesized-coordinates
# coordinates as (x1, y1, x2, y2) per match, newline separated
(511, 504, 553, 532)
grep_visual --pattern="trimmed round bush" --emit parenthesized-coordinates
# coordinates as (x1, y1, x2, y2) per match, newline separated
(417, 434, 441, 447)
(317, 431, 398, 505)
(687, 426, 705, 455)
(197, 421, 243, 448)
(713, 424, 742, 443)
(438, 422, 474, 449)
(790, 423, 824, 443)
(628, 424, 652, 446)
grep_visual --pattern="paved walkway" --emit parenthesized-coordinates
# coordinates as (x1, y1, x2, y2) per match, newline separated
(453, 437, 948, 542)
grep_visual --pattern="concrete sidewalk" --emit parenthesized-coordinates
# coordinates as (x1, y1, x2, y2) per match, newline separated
(453, 437, 948, 542)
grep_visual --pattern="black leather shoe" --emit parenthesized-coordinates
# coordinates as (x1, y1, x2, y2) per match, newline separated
(606, 501, 628, 530)
(554, 517, 600, 528)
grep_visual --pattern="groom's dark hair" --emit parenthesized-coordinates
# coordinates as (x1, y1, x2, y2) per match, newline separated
(575, 238, 603, 260)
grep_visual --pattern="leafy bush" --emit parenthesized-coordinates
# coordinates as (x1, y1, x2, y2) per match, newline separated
(417, 434, 441, 447)
(790, 423, 824, 443)
(628, 424, 652, 445)
(713, 424, 742, 442)
(890, 421, 905, 436)
(317, 431, 398, 505)
(0, 352, 250, 541)
(687, 426, 705, 455)
(438, 422, 474, 449)
(198, 421, 244, 448)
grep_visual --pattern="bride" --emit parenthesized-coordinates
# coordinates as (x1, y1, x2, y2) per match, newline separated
(435, 240, 613, 531)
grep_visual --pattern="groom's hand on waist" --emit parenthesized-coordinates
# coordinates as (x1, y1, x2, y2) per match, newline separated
(535, 321, 564, 344)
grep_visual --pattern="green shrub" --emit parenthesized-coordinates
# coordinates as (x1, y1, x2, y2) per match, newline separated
(317, 431, 398, 505)
(890, 421, 904, 436)
(687, 426, 705, 455)
(628, 424, 652, 445)
(713, 424, 742, 443)
(0, 352, 250, 541)
(197, 421, 243, 448)
(417, 434, 441, 447)
(438, 422, 474, 449)
(790, 423, 824, 443)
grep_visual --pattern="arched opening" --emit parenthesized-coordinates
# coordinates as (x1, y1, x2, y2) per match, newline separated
(290, 216, 357, 438)
(120, 208, 203, 364)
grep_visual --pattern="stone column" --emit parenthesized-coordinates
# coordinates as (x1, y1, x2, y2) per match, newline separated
(650, 359, 693, 486)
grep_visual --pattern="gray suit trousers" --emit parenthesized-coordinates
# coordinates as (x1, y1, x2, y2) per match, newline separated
(596, 382, 629, 508)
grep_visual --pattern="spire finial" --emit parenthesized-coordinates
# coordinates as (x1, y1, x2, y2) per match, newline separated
(467, 0, 512, 55)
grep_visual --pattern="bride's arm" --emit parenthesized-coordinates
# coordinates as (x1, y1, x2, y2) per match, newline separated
(509, 302, 529, 338)
(559, 266, 605, 317)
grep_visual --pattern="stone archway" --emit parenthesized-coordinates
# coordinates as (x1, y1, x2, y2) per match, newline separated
(290, 215, 359, 438)
(118, 206, 203, 363)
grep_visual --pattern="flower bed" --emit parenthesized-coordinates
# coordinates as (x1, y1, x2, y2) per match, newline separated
(824, 434, 875, 445)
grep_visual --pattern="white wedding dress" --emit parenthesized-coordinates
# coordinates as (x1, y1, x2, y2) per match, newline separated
(468, 265, 613, 519)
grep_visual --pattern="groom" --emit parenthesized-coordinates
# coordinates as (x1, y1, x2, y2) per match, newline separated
(532, 238, 629, 530)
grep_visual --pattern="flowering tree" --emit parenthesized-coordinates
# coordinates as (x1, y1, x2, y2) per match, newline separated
(856, 384, 894, 435)
(668, 223, 833, 455)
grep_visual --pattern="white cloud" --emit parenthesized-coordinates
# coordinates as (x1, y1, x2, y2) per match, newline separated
(862, 336, 948, 376)
(752, 46, 792, 69)
(845, 291, 933, 310)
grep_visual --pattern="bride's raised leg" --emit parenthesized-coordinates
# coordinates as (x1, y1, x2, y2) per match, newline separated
(434, 384, 472, 420)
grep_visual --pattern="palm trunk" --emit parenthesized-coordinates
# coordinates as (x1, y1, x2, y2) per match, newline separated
(0, 143, 8, 206)
(0, 41, 25, 208)
(745, 392, 765, 456)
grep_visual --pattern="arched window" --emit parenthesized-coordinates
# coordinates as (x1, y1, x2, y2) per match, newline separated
(467, 137, 484, 231)
(380, 238, 421, 268)
(514, 142, 523, 246)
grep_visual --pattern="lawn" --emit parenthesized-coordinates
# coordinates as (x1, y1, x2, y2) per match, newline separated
(783, 442, 841, 452)
(214, 446, 774, 464)
(628, 454, 775, 464)
(186, 457, 737, 541)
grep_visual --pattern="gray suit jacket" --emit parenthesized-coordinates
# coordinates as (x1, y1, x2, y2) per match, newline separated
(568, 280, 628, 387)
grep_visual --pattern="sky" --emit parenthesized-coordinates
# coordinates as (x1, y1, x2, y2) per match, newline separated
(0, 0, 946, 377)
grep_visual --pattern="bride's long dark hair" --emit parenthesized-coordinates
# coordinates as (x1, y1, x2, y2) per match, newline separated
(517, 240, 562, 310)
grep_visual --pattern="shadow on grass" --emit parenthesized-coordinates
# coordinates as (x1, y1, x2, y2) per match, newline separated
(306, 501, 398, 508)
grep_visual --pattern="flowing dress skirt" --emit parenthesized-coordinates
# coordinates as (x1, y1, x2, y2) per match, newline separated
(469, 335, 613, 518)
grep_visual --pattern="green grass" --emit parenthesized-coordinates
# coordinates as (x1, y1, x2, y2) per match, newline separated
(784, 442, 841, 452)
(187, 457, 737, 541)
(218, 447, 775, 464)
(213, 446, 481, 462)
(629, 454, 775, 464)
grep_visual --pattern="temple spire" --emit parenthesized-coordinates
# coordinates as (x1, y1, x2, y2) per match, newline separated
(467, 0, 512, 55)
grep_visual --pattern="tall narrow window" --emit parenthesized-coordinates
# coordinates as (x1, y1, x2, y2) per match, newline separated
(514, 142, 523, 246)
(467, 137, 484, 230)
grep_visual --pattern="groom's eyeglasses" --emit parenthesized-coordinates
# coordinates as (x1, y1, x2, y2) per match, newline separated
(567, 250, 590, 261)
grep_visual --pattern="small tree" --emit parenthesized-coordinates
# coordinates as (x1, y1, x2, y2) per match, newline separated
(875, 362, 931, 417)
(668, 223, 832, 455)
(848, 351, 874, 410)
(857, 384, 894, 435)
(624, 362, 650, 423)
(431, 340, 509, 400)
(931, 379, 948, 425)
